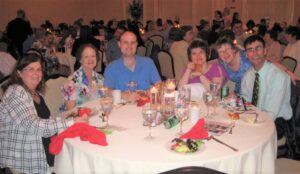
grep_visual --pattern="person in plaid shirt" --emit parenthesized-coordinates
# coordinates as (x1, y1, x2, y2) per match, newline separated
(0, 52, 88, 174)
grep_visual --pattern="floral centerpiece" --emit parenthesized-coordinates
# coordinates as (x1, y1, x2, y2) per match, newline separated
(128, 0, 143, 22)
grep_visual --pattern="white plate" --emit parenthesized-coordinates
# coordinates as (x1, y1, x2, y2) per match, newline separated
(167, 139, 205, 154)
(240, 113, 264, 125)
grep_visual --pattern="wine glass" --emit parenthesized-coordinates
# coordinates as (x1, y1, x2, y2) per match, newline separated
(211, 94, 220, 116)
(142, 106, 157, 140)
(100, 97, 113, 128)
(202, 91, 213, 118)
(209, 83, 219, 96)
(175, 106, 189, 135)
(127, 81, 137, 93)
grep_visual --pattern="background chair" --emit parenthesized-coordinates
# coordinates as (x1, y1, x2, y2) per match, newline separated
(275, 158, 300, 174)
(281, 56, 297, 73)
(136, 45, 146, 57)
(159, 166, 225, 174)
(145, 39, 154, 58)
(149, 35, 164, 50)
(44, 76, 68, 117)
(0, 42, 8, 52)
(94, 50, 103, 73)
(157, 50, 175, 79)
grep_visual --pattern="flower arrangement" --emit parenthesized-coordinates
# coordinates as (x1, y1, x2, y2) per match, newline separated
(128, 0, 143, 22)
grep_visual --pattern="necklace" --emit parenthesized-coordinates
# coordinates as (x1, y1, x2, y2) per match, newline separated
(30, 90, 38, 96)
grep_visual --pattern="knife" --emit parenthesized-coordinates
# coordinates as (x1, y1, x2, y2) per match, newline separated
(241, 97, 248, 111)
(210, 136, 239, 152)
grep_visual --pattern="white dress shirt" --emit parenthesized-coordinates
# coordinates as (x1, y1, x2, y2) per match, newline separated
(241, 61, 292, 120)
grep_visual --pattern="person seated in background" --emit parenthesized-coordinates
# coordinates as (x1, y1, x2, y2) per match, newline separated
(283, 26, 300, 76)
(241, 35, 292, 138)
(263, 30, 284, 62)
(106, 25, 127, 64)
(0, 51, 16, 77)
(178, 40, 227, 89)
(170, 25, 195, 82)
(104, 31, 161, 102)
(61, 44, 104, 111)
(231, 20, 248, 50)
(142, 19, 164, 41)
(71, 25, 101, 70)
(0, 52, 87, 174)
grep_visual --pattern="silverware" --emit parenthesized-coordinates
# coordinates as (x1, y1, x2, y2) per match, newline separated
(115, 102, 128, 109)
(208, 136, 239, 152)
(229, 122, 235, 134)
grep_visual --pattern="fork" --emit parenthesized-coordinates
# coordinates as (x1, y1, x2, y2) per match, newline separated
(229, 121, 235, 134)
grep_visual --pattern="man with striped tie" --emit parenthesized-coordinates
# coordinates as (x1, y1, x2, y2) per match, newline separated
(241, 35, 292, 139)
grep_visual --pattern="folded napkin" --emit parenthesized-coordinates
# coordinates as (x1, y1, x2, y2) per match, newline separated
(78, 108, 91, 117)
(50, 123, 108, 155)
(137, 97, 150, 107)
(184, 83, 205, 100)
(180, 118, 208, 140)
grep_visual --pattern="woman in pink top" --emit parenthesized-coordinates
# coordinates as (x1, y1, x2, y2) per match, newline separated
(178, 40, 227, 89)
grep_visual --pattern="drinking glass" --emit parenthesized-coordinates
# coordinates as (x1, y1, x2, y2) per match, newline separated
(142, 106, 157, 140)
(100, 97, 113, 128)
(175, 106, 188, 135)
(209, 83, 219, 96)
(202, 91, 213, 118)
(127, 81, 137, 94)
(211, 94, 220, 116)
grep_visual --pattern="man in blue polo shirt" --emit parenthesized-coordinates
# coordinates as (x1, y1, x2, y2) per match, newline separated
(104, 31, 161, 101)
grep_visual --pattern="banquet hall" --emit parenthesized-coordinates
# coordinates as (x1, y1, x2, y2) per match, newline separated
(0, 0, 300, 174)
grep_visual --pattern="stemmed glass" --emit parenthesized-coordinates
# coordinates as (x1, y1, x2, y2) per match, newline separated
(209, 83, 220, 116)
(142, 105, 157, 140)
(99, 97, 113, 128)
(175, 106, 189, 135)
(127, 81, 138, 93)
(202, 91, 213, 118)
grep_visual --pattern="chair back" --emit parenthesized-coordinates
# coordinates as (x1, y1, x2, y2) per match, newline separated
(136, 45, 146, 57)
(145, 39, 154, 57)
(159, 166, 225, 174)
(0, 75, 10, 100)
(157, 50, 175, 79)
(0, 42, 8, 52)
(281, 56, 297, 73)
(44, 76, 68, 117)
(94, 50, 103, 73)
(149, 35, 164, 50)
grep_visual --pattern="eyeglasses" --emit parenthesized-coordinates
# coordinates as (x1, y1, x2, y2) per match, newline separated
(22, 68, 43, 73)
(245, 45, 264, 54)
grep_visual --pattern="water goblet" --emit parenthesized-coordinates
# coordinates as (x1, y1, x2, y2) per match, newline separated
(202, 91, 213, 118)
(175, 106, 189, 135)
(142, 106, 157, 140)
(127, 81, 137, 94)
(211, 94, 220, 116)
(209, 83, 219, 96)
(100, 97, 113, 128)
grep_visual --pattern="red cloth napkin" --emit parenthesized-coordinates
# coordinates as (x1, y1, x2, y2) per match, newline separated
(137, 97, 150, 107)
(78, 108, 91, 117)
(180, 118, 208, 140)
(49, 123, 108, 155)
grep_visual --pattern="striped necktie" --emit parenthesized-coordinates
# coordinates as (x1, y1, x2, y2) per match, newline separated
(251, 73, 260, 106)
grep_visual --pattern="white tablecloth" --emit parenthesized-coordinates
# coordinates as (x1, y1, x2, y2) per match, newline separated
(54, 100, 277, 174)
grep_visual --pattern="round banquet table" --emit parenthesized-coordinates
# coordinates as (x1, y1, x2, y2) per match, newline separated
(54, 99, 277, 174)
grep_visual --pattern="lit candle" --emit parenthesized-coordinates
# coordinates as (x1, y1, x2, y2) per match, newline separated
(189, 103, 200, 125)
(233, 39, 237, 45)
(150, 86, 158, 93)
(166, 81, 176, 90)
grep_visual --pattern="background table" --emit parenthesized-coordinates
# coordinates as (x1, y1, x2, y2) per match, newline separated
(54, 100, 277, 174)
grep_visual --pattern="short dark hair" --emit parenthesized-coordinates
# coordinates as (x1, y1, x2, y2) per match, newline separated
(285, 26, 300, 40)
(215, 36, 236, 50)
(179, 25, 193, 40)
(231, 19, 242, 29)
(156, 18, 163, 27)
(75, 44, 100, 67)
(187, 40, 209, 61)
(266, 30, 278, 41)
(3, 51, 45, 93)
(244, 35, 265, 49)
